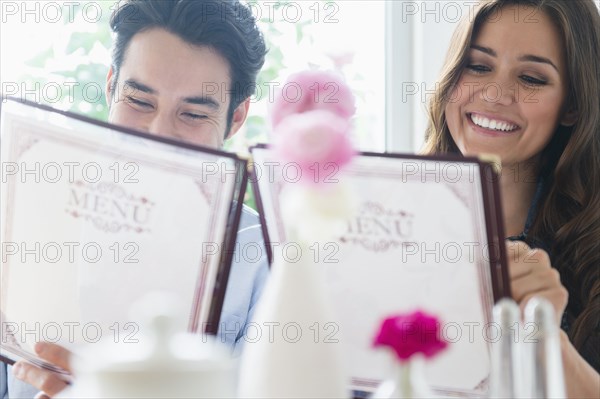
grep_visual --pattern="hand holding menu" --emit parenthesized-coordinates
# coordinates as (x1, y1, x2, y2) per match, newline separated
(0, 99, 247, 372)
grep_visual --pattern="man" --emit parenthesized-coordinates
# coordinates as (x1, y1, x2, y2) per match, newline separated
(0, 0, 269, 397)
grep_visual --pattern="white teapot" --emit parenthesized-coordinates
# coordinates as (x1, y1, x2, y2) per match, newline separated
(60, 293, 234, 398)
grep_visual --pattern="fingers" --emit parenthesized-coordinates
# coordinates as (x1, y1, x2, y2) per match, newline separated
(34, 342, 72, 372)
(506, 241, 568, 324)
(506, 241, 532, 279)
(11, 343, 73, 398)
(12, 361, 69, 398)
(511, 266, 562, 303)
(507, 241, 551, 279)
(519, 286, 569, 322)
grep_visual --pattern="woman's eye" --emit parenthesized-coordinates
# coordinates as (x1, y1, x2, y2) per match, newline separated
(465, 64, 491, 73)
(520, 75, 547, 86)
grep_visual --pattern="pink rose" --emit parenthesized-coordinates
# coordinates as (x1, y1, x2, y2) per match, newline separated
(270, 70, 356, 129)
(272, 110, 355, 184)
(373, 311, 448, 362)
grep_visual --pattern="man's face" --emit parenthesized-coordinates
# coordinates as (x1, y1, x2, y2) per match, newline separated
(106, 28, 248, 148)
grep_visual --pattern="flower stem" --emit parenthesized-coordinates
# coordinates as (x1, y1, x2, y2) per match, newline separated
(400, 362, 412, 398)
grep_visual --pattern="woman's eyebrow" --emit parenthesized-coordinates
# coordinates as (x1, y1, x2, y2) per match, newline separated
(471, 45, 496, 57)
(470, 45, 559, 72)
(518, 55, 559, 72)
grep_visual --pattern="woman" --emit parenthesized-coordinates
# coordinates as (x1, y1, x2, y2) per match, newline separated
(423, 0, 599, 396)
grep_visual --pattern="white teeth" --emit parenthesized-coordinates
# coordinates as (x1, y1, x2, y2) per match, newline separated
(470, 114, 517, 132)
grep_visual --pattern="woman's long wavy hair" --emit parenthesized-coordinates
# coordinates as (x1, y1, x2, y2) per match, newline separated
(423, 0, 600, 370)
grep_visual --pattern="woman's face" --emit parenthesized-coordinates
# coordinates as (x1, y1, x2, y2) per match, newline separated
(445, 5, 573, 168)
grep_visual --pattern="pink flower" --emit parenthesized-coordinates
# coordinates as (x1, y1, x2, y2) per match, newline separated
(327, 50, 355, 70)
(270, 70, 356, 129)
(373, 311, 448, 362)
(272, 110, 355, 184)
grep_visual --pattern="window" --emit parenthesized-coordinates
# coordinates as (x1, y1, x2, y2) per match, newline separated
(386, 1, 467, 152)
(0, 1, 112, 120)
(0, 1, 386, 152)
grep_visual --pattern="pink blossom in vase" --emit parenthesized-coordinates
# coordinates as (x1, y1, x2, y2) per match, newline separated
(270, 70, 356, 129)
(272, 109, 355, 185)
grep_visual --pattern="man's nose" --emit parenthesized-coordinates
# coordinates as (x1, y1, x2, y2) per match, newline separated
(146, 113, 175, 138)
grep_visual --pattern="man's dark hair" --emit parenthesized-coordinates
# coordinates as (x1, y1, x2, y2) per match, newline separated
(109, 0, 267, 136)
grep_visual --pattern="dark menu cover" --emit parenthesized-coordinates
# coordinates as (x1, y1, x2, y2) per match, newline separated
(0, 98, 247, 370)
(250, 144, 510, 397)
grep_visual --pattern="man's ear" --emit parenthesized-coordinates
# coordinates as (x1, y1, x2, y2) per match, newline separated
(560, 108, 578, 127)
(105, 67, 115, 106)
(226, 98, 250, 139)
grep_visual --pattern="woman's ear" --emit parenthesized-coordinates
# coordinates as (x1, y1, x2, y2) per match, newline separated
(560, 108, 578, 127)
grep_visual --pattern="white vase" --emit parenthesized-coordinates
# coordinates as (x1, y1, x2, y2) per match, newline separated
(237, 241, 349, 398)
(372, 355, 435, 399)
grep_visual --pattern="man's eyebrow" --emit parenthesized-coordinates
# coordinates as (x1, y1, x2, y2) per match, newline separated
(124, 79, 156, 94)
(182, 96, 220, 109)
(470, 45, 559, 72)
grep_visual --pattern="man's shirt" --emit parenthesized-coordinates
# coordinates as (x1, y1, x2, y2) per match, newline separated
(1, 206, 269, 398)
